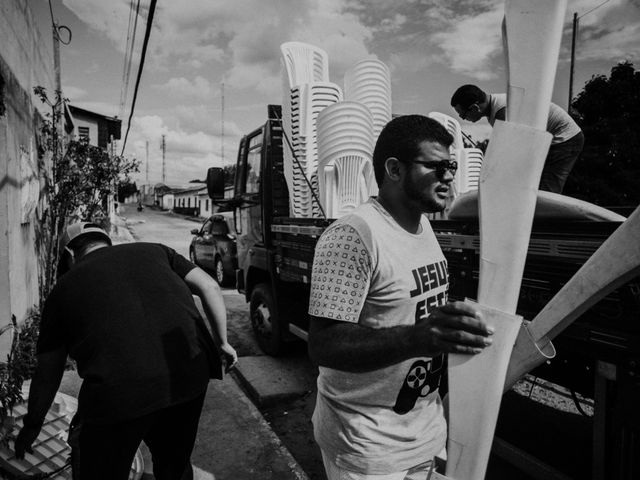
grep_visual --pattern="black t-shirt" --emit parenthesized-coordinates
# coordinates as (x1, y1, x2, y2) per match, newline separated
(38, 243, 210, 423)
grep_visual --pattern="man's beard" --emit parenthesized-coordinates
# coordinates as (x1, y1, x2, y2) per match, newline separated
(402, 174, 446, 213)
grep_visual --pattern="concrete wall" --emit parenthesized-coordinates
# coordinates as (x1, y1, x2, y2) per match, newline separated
(0, 0, 55, 358)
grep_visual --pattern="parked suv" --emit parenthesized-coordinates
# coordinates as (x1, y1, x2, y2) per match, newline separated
(189, 212, 237, 286)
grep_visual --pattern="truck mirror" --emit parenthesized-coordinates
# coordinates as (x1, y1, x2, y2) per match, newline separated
(207, 167, 225, 199)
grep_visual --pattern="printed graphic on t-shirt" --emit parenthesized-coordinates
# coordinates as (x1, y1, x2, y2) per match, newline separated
(309, 225, 370, 323)
(410, 260, 449, 323)
(393, 356, 444, 414)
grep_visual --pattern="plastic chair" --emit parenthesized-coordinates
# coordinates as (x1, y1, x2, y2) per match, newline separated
(282, 82, 343, 217)
(427, 112, 464, 151)
(321, 153, 375, 218)
(344, 59, 392, 140)
(280, 42, 329, 89)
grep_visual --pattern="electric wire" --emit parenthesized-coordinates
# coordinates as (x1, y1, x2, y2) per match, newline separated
(119, 0, 136, 118)
(120, 0, 157, 156)
(47, 0, 72, 45)
(119, 0, 142, 120)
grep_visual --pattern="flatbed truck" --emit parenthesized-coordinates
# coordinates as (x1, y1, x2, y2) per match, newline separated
(208, 105, 639, 480)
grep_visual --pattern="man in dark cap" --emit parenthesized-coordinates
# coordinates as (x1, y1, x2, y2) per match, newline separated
(15, 222, 237, 480)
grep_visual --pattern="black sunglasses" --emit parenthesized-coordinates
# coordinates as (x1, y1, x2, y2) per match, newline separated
(404, 159, 458, 178)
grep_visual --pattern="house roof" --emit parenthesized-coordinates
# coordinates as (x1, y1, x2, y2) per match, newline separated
(173, 185, 208, 195)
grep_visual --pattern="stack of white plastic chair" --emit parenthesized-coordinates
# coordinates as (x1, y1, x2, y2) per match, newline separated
(281, 42, 342, 217)
(344, 59, 392, 143)
(287, 82, 343, 216)
(460, 148, 484, 192)
(317, 101, 375, 218)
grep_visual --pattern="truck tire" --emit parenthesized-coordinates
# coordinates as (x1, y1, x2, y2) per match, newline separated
(250, 283, 285, 356)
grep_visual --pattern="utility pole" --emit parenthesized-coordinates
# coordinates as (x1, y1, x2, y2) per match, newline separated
(161, 135, 166, 184)
(568, 12, 578, 113)
(52, 22, 63, 144)
(568, 1, 610, 114)
(221, 81, 225, 165)
(145, 140, 149, 184)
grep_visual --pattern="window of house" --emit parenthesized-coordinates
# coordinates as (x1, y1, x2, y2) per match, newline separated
(206, 199, 210, 211)
(78, 126, 90, 141)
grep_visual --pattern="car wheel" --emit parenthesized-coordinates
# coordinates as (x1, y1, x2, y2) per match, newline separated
(250, 283, 285, 356)
(214, 257, 225, 285)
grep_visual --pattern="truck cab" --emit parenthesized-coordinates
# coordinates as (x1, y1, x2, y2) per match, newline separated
(208, 105, 325, 354)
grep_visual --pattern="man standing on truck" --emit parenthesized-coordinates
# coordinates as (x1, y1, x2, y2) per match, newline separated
(14, 222, 237, 480)
(308, 115, 494, 479)
(451, 84, 584, 194)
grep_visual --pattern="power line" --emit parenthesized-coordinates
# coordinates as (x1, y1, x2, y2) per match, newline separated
(120, 0, 157, 156)
(119, 0, 140, 119)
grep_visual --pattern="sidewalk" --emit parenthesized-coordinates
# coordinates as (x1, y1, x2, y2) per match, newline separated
(57, 371, 308, 480)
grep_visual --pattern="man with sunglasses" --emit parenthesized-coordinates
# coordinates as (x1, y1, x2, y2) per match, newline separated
(451, 84, 584, 194)
(308, 115, 494, 479)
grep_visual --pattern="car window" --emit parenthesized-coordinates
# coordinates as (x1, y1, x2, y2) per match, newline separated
(201, 219, 212, 234)
(211, 219, 229, 235)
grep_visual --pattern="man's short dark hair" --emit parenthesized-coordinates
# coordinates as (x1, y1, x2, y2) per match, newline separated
(372, 115, 453, 187)
(450, 85, 487, 109)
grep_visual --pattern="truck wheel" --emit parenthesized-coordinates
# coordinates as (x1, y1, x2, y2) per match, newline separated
(250, 283, 285, 356)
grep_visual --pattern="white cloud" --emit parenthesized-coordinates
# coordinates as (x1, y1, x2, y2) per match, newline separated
(430, 6, 504, 80)
(124, 115, 238, 184)
(578, 22, 640, 61)
(63, 0, 376, 96)
(154, 76, 214, 98)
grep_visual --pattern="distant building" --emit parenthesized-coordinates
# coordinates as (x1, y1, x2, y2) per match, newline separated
(197, 185, 234, 218)
(173, 185, 207, 216)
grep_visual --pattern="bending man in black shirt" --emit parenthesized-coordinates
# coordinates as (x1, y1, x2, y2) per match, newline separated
(14, 222, 237, 480)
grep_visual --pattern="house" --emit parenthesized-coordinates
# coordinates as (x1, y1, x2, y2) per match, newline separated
(173, 185, 207, 216)
(68, 105, 121, 152)
(196, 185, 234, 218)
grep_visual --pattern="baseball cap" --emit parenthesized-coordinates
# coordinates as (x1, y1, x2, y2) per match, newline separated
(60, 222, 112, 252)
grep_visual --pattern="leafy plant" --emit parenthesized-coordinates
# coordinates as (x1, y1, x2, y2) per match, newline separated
(0, 312, 39, 425)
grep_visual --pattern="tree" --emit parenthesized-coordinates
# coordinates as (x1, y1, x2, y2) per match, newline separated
(564, 61, 640, 208)
(117, 180, 138, 202)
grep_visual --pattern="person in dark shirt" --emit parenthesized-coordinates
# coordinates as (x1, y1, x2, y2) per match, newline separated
(14, 222, 237, 480)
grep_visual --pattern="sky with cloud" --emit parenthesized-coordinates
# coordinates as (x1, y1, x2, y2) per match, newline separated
(33, 0, 640, 186)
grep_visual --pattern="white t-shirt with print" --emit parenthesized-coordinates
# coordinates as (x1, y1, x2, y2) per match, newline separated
(309, 198, 449, 474)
